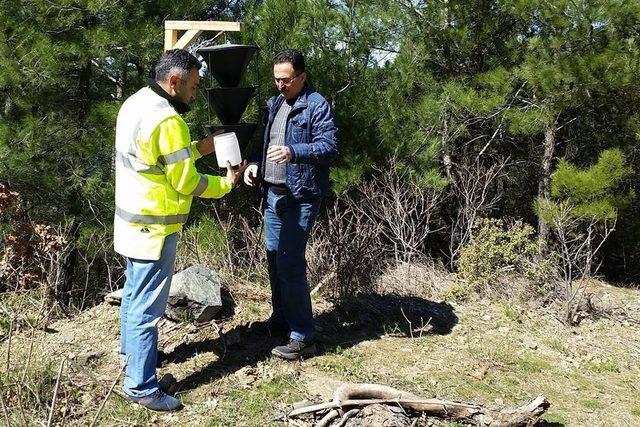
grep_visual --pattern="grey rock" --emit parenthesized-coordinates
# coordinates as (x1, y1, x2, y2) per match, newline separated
(103, 265, 223, 324)
(166, 265, 222, 323)
(104, 288, 123, 305)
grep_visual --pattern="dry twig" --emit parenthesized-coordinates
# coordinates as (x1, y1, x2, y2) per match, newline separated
(46, 359, 65, 427)
(89, 363, 126, 427)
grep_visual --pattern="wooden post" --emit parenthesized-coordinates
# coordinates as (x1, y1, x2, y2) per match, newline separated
(163, 20, 242, 51)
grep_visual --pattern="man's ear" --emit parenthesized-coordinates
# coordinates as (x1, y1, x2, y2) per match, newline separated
(169, 74, 179, 89)
(300, 72, 307, 84)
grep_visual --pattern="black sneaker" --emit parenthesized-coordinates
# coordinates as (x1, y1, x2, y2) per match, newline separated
(271, 338, 316, 360)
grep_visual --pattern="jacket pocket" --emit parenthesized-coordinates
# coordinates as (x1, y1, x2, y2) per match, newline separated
(289, 116, 308, 143)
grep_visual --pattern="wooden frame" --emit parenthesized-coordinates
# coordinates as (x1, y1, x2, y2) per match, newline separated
(164, 20, 242, 51)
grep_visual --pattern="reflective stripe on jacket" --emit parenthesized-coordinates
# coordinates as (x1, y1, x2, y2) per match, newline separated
(114, 87, 232, 260)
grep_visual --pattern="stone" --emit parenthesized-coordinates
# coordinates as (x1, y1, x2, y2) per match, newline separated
(104, 288, 123, 305)
(166, 265, 223, 323)
(103, 265, 223, 324)
(76, 351, 105, 365)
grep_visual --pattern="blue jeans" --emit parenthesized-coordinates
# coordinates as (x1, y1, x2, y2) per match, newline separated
(120, 232, 178, 398)
(264, 188, 320, 342)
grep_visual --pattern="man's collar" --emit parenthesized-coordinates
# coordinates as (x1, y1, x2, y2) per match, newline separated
(147, 78, 191, 114)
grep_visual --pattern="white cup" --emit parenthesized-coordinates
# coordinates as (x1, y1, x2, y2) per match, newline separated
(213, 132, 241, 168)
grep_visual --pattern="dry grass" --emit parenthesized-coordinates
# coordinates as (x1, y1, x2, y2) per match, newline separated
(376, 260, 454, 300)
(0, 267, 638, 426)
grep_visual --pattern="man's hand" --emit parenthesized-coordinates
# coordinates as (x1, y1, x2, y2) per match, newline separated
(266, 145, 292, 164)
(197, 129, 225, 156)
(227, 160, 248, 187)
(244, 164, 259, 187)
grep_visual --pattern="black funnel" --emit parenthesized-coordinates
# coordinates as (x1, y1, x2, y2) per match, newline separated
(205, 123, 258, 151)
(197, 44, 259, 87)
(205, 87, 256, 125)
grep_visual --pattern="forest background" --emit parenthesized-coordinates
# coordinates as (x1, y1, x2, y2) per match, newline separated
(1, 0, 640, 320)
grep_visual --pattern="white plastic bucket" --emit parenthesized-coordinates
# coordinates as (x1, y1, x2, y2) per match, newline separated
(213, 132, 241, 168)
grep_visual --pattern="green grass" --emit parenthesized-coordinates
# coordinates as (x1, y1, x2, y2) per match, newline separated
(381, 320, 402, 335)
(503, 305, 524, 323)
(244, 302, 262, 316)
(631, 405, 640, 417)
(469, 343, 513, 367)
(581, 399, 606, 410)
(585, 357, 620, 373)
(470, 342, 552, 374)
(206, 374, 302, 426)
(513, 354, 552, 373)
(313, 347, 376, 382)
(0, 314, 10, 334)
(98, 395, 153, 426)
(545, 337, 570, 355)
(543, 411, 569, 424)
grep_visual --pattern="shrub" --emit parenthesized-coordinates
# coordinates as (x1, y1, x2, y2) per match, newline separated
(456, 218, 548, 293)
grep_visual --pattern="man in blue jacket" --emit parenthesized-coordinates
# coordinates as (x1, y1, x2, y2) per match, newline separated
(244, 49, 338, 359)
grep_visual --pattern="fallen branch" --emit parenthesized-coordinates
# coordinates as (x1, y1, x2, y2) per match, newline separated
(311, 271, 336, 296)
(316, 409, 340, 427)
(287, 383, 549, 426)
(335, 408, 360, 427)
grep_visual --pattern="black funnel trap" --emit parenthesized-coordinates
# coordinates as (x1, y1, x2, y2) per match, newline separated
(197, 44, 259, 87)
(205, 123, 258, 151)
(205, 87, 256, 125)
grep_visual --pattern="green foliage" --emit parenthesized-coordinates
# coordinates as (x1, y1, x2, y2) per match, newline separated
(549, 148, 633, 220)
(177, 213, 232, 269)
(537, 149, 633, 227)
(456, 218, 547, 290)
(1, 0, 640, 298)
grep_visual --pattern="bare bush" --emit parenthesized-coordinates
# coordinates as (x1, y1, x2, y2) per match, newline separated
(542, 199, 616, 325)
(448, 157, 509, 265)
(307, 158, 447, 299)
(0, 184, 119, 318)
(358, 158, 444, 263)
(176, 207, 267, 286)
(308, 195, 385, 299)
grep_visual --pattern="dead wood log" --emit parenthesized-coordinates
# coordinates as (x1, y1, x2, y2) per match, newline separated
(317, 409, 340, 427)
(287, 383, 549, 426)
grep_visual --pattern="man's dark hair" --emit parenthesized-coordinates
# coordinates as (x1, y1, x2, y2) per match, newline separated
(154, 49, 201, 82)
(273, 49, 306, 73)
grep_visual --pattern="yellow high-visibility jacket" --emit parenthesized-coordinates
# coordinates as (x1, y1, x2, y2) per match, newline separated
(114, 86, 232, 260)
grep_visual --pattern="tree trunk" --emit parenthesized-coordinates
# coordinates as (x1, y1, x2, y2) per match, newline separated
(442, 111, 453, 181)
(3, 94, 11, 116)
(538, 125, 556, 249)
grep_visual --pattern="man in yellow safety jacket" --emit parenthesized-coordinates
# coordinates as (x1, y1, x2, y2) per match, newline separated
(114, 49, 246, 411)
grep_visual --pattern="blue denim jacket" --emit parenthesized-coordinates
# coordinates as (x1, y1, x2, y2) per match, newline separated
(261, 84, 338, 200)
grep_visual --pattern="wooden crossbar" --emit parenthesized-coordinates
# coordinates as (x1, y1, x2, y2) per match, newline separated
(163, 20, 242, 51)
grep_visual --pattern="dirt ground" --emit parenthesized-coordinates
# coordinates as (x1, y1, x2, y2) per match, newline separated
(2, 276, 639, 426)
